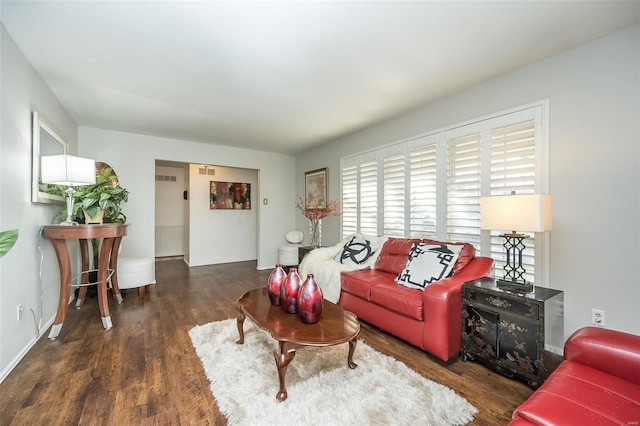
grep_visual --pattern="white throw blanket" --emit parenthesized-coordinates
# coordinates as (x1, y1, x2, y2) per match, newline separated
(298, 234, 388, 303)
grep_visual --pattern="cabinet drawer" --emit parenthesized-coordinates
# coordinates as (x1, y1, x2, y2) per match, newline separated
(466, 288, 539, 320)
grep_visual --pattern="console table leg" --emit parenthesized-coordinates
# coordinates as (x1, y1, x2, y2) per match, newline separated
(96, 237, 114, 329)
(49, 239, 71, 340)
(347, 338, 358, 369)
(110, 236, 123, 303)
(102, 316, 113, 330)
(274, 341, 296, 402)
(48, 324, 62, 340)
(76, 239, 90, 309)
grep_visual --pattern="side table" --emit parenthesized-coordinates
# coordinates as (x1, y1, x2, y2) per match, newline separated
(42, 224, 128, 339)
(298, 245, 318, 264)
(461, 277, 564, 387)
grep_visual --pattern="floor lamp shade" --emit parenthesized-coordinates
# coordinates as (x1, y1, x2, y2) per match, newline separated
(480, 194, 552, 233)
(40, 154, 96, 186)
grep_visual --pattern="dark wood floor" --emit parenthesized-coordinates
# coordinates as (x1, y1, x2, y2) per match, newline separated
(1, 259, 532, 425)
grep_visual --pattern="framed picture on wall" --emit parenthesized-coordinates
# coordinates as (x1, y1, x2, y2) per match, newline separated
(304, 168, 327, 209)
(210, 181, 251, 209)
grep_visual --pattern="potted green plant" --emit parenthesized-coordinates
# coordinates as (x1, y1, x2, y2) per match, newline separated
(50, 166, 130, 224)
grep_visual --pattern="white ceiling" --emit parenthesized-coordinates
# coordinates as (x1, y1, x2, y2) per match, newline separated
(2, 1, 639, 155)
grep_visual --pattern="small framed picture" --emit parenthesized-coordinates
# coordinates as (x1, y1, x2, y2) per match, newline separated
(304, 168, 327, 209)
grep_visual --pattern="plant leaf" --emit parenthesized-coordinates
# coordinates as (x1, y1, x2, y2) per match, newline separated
(0, 229, 19, 258)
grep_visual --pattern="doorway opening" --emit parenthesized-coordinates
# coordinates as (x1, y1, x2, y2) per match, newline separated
(154, 160, 259, 266)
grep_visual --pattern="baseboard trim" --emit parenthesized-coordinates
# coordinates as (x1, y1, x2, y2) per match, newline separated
(0, 317, 54, 384)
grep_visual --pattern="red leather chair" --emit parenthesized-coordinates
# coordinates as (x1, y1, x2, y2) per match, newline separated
(510, 326, 640, 425)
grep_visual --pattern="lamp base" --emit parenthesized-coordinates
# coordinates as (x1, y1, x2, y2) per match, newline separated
(497, 278, 533, 293)
(61, 187, 79, 226)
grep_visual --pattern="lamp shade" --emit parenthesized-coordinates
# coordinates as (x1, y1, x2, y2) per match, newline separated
(41, 154, 96, 186)
(481, 194, 552, 232)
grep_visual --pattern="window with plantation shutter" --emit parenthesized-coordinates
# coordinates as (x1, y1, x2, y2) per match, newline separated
(383, 150, 406, 237)
(340, 156, 379, 238)
(339, 102, 548, 285)
(489, 118, 538, 283)
(359, 159, 378, 236)
(446, 132, 482, 247)
(341, 161, 358, 237)
(409, 140, 437, 238)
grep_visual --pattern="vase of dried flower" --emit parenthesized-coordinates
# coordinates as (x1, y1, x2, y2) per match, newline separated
(309, 218, 322, 248)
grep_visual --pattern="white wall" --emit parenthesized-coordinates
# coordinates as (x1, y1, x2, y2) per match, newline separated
(296, 25, 640, 338)
(155, 165, 186, 257)
(188, 164, 258, 266)
(0, 24, 80, 380)
(78, 127, 296, 273)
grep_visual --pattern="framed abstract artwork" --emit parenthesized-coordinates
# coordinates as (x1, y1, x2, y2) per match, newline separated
(304, 168, 327, 209)
(210, 181, 251, 209)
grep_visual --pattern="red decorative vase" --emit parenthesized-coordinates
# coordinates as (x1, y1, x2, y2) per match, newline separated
(298, 274, 324, 324)
(267, 264, 286, 305)
(281, 267, 301, 314)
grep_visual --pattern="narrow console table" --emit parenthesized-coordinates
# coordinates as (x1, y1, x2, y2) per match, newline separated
(42, 224, 128, 339)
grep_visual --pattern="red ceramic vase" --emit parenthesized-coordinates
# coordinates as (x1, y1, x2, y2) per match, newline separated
(267, 264, 286, 305)
(281, 267, 302, 314)
(298, 274, 324, 324)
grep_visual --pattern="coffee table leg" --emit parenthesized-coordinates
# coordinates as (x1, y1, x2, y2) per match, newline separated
(274, 341, 296, 402)
(236, 312, 245, 344)
(348, 338, 358, 369)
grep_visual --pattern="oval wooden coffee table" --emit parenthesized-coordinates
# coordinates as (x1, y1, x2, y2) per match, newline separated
(235, 287, 360, 401)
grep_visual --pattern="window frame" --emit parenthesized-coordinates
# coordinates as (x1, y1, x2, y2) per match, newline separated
(339, 100, 550, 286)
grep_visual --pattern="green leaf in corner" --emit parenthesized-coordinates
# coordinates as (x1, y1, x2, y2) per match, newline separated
(0, 229, 19, 258)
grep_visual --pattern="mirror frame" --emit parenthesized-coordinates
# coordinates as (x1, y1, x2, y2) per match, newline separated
(32, 111, 68, 204)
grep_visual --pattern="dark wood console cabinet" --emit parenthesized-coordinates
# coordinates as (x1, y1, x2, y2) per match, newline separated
(461, 277, 564, 388)
(298, 246, 315, 264)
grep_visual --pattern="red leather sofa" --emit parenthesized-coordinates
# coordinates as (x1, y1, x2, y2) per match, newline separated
(510, 326, 640, 425)
(338, 237, 494, 363)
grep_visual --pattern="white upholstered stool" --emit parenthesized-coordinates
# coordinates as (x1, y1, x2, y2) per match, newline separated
(278, 231, 304, 266)
(117, 257, 153, 300)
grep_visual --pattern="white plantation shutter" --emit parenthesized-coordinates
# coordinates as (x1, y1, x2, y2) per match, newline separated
(489, 119, 537, 283)
(383, 150, 406, 237)
(359, 159, 378, 236)
(409, 140, 437, 238)
(341, 161, 358, 238)
(446, 132, 482, 247)
(490, 120, 536, 194)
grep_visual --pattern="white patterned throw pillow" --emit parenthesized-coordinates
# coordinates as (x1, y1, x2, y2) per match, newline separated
(396, 243, 463, 290)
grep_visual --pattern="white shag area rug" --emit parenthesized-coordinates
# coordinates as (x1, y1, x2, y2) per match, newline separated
(189, 319, 477, 426)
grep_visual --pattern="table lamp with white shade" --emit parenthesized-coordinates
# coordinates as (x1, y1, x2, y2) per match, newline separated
(480, 192, 552, 292)
(41, 154, 96, 225)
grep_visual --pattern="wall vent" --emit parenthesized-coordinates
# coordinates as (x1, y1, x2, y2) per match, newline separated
(156, 175, 177, 182)
(199, 167, 215, 176)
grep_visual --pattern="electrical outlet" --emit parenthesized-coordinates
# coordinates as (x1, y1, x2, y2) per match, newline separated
(16, 304, 23, 321)
(591, 309, 605, 327)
